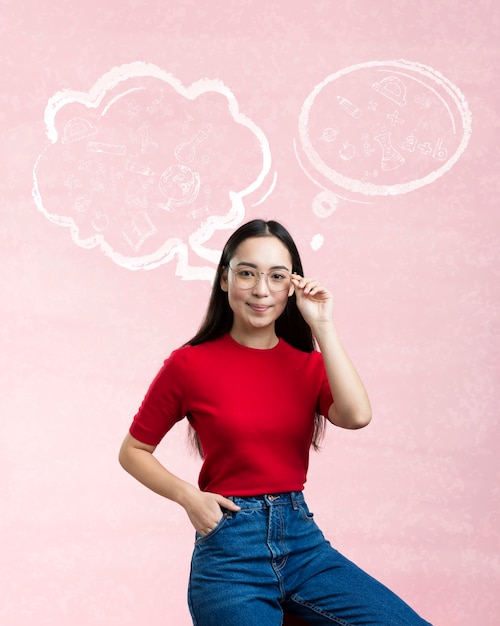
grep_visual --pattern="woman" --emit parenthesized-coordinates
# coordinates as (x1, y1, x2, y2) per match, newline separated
(119, 219, 432, 625)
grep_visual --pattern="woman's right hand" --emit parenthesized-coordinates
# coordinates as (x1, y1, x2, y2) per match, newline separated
(118, 434, 241, 536)
(183, 489, 241, 536)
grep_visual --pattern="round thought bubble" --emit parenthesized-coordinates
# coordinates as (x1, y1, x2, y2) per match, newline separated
(297, 59, 472, 199)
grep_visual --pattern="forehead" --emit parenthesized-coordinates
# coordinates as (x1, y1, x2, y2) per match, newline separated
(232, 236, 292, 267)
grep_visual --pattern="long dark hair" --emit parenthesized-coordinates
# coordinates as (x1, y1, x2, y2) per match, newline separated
(185, 219, 326, 452)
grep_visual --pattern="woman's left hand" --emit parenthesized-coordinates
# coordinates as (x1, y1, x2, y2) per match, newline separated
(291, 274, 334, 328)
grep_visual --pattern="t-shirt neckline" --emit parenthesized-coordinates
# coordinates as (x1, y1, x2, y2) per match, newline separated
(224, 333, 282, 353)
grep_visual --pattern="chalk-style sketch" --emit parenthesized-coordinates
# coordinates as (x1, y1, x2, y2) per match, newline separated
(310, 233, 325, 251)
(295, 59, 472, 211)
(32, 62, 273, 279)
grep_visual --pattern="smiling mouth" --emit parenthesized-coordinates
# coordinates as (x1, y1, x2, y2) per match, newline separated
(248, 304, 270, 312)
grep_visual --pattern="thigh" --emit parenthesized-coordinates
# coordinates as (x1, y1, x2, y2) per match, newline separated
(286, 540, 432, 626)
(188, 590, 282, 626)
(188, 506, 283, 626)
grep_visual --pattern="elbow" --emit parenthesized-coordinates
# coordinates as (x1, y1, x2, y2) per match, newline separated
(118, 444, 128, 471)
(343, 396, 372, 429)
(348, 410, 372, 429)
(329, 404, 372, 429)
(118, 437, 134, 472)
(118, 433, 156, 473)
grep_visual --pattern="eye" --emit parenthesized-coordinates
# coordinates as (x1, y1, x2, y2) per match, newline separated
(270, 272, 288, 281)
(237, 268, 257, 279)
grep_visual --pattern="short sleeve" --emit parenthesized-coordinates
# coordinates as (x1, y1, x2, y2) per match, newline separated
(129, 347, 189, 446)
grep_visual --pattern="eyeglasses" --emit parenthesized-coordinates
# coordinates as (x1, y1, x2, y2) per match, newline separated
(228, 265, 292, 292)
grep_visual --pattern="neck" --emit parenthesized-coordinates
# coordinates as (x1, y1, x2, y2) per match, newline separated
(229, 327, 279, 350)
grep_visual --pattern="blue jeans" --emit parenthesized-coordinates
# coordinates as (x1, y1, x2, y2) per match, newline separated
(188, 492, 432, 625)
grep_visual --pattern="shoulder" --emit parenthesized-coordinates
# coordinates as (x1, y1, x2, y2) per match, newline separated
(167, 335, 231, 365)
(279, 339, 322, 361)
(277, 340, 325, 373)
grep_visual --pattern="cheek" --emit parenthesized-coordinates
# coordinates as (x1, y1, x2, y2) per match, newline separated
(276, 292, 291, 311)
(226, 286, 245, 309)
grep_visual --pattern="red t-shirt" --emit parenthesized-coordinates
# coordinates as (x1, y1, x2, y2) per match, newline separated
(129, 334, 334, 496)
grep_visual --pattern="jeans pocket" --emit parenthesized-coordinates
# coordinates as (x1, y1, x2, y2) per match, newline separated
(298, 502, 315, 523)
(194, 510, 231, 545)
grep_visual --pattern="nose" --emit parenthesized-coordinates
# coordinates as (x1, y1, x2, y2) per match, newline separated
(252, 272, 271, 296)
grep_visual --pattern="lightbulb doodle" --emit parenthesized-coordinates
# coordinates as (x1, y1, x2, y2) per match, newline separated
(294, 60, 472, 218)
(32, 62, 273, 279)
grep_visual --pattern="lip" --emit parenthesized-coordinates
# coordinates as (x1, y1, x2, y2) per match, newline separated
(248, 303, 271, 313)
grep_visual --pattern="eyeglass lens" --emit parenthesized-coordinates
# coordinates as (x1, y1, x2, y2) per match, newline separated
(231, 267, 291, 291)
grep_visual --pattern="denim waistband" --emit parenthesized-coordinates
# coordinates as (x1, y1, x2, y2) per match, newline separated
(227, 491, 304, 509)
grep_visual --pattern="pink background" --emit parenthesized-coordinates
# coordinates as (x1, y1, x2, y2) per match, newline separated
(1, 1, 499, 624)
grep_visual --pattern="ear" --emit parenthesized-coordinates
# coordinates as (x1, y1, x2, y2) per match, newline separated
(287, 281, 295, 298)
(220, 267, 229, 292)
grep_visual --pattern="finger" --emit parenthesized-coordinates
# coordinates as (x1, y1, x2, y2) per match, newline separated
(297, 280, 319, 294)
(291, 275, 308, 289)
(304, 282, 320, 294)
(307, 284, 325, 296)
(300, 280, 329, 297)
(294, 276, 319, 288)
(199, 510, 223, 535)
(216, 495, 241, 512)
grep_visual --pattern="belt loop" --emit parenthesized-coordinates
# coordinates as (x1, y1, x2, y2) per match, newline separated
(291, 492, 299, 510)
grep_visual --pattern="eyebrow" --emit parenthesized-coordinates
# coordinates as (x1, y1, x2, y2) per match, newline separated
(234, 262, 291, 272)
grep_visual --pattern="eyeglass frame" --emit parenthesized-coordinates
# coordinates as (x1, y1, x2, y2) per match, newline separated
(227, 264, 293, 292)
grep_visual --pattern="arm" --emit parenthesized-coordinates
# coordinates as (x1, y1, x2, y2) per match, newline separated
(118, 433, 240, 535)
(291, 275, 372, 429)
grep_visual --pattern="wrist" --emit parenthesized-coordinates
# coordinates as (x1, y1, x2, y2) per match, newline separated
(310, 320, 338, 342)
(174, 482, 199, 510)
